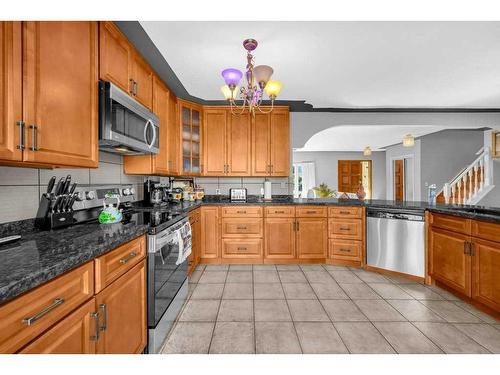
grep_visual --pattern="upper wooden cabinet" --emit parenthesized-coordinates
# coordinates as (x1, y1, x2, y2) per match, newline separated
(99, 21, 153, 110)
(0, 22, 22, 162)
(0, 21, 99, 168)
(180, 100, 202, 176)
(251, 108, 290, 176)
(203, 107, 252, 176)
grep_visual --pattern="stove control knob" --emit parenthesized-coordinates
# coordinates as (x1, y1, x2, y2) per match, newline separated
(75, 191, 85, 201)
(122, 188, 131, 196)
(85, 191, 96, 200)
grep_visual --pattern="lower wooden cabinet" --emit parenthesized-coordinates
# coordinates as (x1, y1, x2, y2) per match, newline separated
(95, 260, 147, 354)
(296, 218, 327, 259)
(429, 227, 471, 297)
(329, 239, 362, 261)
(19, 299, 97, 354)
(264, 218, 296, 260)
(188, 208, 201, 274)
(200, 206, 220, 261)
(471, 237, 500, 312)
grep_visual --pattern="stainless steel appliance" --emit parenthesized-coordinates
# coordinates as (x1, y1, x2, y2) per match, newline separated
(229, 188, 247, 202)
(366, 207, 425, 278)
(99, 80, 159, 155)
(145, 211, 189, 354)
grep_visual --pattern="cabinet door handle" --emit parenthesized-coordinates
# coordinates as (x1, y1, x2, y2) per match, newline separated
(22, 297, 65, 325)
(90, 312, 100, 341)
(133, 80, 138, 96)
(16, 121, 25, 150)
(129, 79, 135, 95)
(99, 304, 107, 332)
(296, 221, 299, 231)
(270, 165, 274, 174)
(119, 251, 138, 264)
(463, 241, 469, 255)
(30, 125, 38, 151)
(469, 242, 474, 256)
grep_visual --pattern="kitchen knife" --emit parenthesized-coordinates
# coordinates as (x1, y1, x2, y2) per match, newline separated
(62, 175, 71, 194)
(69, 183, 77, 195)
(54, 177, 65, 196)
(52, 195, 63, 212)
(67, 193, 78, 211)
(46, 176, 56, 196)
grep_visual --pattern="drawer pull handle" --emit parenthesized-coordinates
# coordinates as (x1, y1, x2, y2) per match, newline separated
(339, 248, 351, 252)
(339, 227, 351, 231)
(236, 211, 246, 214)
(306, 211, 317, 214)
(90, 312, 99, 341)
(339, 211, 351, 215)
(119, 251, 138, 264)
(275, 211, 285, 214)
(22, 298, 65, 326)
(236, 226, 248, 230)
(237, 247, 247, 250)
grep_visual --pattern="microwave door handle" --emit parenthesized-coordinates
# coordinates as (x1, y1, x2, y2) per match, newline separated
(143, 119, 157, 149)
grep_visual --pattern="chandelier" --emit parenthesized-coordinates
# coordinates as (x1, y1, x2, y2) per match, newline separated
(220, 38, 282, 115)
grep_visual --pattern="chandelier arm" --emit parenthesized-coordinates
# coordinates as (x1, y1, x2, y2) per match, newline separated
(256, 99, 275, 114)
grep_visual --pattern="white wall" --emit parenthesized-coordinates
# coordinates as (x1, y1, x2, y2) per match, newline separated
(293, 151, 386, 199)
(479, 129, 500, 208)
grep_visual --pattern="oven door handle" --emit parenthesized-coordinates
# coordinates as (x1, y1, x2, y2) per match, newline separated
(143, 119, 157, 149)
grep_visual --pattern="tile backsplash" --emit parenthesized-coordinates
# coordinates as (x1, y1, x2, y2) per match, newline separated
(0, 152, 144, 224)
(194, 176, 294, 196)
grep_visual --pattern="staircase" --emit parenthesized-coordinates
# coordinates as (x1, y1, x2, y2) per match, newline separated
(436, 147, 494, 205)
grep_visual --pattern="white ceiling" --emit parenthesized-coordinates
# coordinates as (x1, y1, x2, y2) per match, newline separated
(141, 21, 500, 108)
(296, 125, 482, 152)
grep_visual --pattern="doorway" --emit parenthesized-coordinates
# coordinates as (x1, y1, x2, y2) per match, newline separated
(392, 157, 414, 201)
(338, 160, 372, 199)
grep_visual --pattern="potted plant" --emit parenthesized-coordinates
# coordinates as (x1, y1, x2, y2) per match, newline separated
(313, 183, 336, 198)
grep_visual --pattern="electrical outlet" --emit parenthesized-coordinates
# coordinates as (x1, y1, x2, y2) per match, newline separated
(215, 188, 221, 195)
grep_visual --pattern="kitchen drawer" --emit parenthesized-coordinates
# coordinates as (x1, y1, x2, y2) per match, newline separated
(221, 206, 263, 217)
(471, 220, 500, 243)
(222, 218, 263, 238)
(329, 206, 363, 218)
(295, 206, 327, 218)
(329, 218, 363, 240)
(265, 206, 295, 218)
(94, 235, 146, 293)
(0, 262, 94, 354)
(430, 213, 470, 235)
(222, 239, 263, 258)
(329, 239, 362, 261)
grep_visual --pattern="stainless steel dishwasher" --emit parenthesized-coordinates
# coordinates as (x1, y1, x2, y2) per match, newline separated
(366, 207, 425, 278)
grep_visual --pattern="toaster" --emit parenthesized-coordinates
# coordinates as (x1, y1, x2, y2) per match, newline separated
(229, 188, 247, 202)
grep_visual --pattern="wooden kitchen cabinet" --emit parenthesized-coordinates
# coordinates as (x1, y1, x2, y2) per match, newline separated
(472, 237, 500, 312)
(203, 108, 227, 175)
(180, 100, 202, 175)
(227, 111, 252, 175)
(0, 21, 22, 162)
(296, 218, 328, 259)
(95, 260, 147, 354)
(264, 218, 296, 260)
(429, 226, 472, 297)
(123, 76, 171, 175)
(99, 21, 153, 110)
(200, 206, 220, 261)
(251, 108, 290, 176)
(188, 208, 201, 274)
(19, 299, 97, 354)
(22, 21, 99, 168)
(167, 92, 181, 175)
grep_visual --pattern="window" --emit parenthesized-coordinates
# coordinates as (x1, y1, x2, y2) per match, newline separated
(293, 162, 316, 198)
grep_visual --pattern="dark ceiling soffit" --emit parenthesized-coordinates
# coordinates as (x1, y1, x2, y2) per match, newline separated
(115, 21, 500, 114)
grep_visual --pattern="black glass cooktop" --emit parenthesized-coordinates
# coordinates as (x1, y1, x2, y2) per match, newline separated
(121, 207, 187, 235)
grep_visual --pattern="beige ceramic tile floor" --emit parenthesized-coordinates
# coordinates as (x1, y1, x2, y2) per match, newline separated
(161, 264, 500, 354)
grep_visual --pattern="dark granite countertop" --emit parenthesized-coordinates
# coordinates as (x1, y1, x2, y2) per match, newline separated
(0, 218, 149, 305)
(1, 195, 498, 305)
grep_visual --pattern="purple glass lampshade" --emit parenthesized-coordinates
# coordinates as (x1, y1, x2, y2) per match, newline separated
(221, 68, 243, 86)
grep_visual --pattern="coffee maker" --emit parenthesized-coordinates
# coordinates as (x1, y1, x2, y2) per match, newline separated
(144, 178, 170, 206)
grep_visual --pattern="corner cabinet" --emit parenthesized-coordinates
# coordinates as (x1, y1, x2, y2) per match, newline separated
(179, 100, 203, 176)
(0, 21, 99, 168)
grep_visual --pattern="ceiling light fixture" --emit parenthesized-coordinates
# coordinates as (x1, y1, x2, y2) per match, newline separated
(363, 146, 372, 156)
(221, 38, 282, 115)
(403, 134, 415, 147)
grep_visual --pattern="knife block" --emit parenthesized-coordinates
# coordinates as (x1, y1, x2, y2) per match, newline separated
(35, 195, 74, 230)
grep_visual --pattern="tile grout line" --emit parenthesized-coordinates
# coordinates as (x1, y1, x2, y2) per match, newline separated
(206, 267, 228, 354)
(277, 266, 304, 354)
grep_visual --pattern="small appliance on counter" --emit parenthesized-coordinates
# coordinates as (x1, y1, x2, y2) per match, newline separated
(229, 188, 247, 202)
(35, 175, 79, 230)
(98, 194, 123, 224)
(144, 179, 169, 206)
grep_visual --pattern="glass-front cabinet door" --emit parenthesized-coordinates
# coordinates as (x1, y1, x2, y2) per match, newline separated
(180, 100, 202, 175)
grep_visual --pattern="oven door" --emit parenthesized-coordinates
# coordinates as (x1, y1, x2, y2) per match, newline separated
(147, 224, 189, 329)
(99, 80, 159, 154)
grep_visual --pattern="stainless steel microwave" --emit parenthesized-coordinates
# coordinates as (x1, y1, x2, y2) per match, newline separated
(99, 80, 160, 155)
